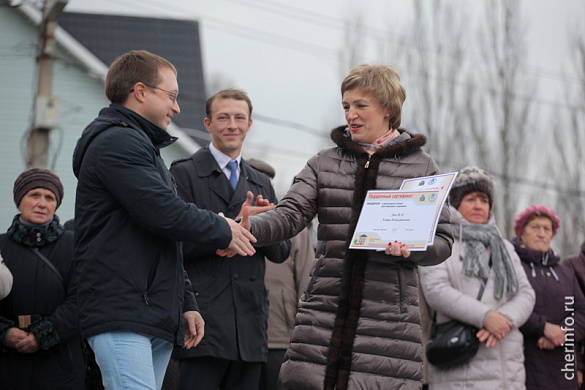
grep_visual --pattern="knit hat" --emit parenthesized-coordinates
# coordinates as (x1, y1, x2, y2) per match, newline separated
(246, 158, 276, 179)
(513, 204, 560, 237)
(13, 168, 64, 208)
(449, 166, 495, 210)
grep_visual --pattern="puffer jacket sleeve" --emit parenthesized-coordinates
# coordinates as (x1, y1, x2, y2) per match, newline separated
(293, 229, 315, 301)
(496, 241, 535, 327)
(404, 158, 453, 267)
(251, 155, 319, 245)
(420, 253, 492, 329)
(255, 182, 291, 264)
(519, 309, 547, 338)
(409, 205, 453, 267)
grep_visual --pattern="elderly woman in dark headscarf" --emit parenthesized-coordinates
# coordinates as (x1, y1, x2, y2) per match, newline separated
(420, 166, 535, 389)
(513, 205, 585, 390)
(0, 168, 85, 389)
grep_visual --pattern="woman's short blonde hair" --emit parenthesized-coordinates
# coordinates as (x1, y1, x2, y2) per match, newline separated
(341, 64, 406, 129)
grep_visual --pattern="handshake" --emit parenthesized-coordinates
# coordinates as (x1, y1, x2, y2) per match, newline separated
(216, 191, 274, 258)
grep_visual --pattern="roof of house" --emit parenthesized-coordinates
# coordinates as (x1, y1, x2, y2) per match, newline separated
(58, 12, 210, 146)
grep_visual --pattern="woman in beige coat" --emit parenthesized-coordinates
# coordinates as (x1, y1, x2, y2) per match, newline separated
(0, 254, 12, 300)
(419, 166, 535, 389)
(242, 64, 453, 390)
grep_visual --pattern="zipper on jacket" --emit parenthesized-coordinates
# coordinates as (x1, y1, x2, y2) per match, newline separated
(143, 292, 150, 306)
(397, 266, 405, 314)
(499, 340, 507, 388)
(364, 154, 371, 168)
(549, 267, 560, 282)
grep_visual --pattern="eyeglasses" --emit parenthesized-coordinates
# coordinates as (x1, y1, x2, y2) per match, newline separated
(130, 83, 179, 103)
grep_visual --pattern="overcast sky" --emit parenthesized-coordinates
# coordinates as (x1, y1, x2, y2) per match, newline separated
(63, 0, 584, 195)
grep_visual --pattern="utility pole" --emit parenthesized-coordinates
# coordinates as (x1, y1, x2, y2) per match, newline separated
(26, 0, 68, 168)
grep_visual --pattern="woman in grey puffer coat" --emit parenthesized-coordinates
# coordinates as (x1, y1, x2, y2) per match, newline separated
(246, 64, 453, 390)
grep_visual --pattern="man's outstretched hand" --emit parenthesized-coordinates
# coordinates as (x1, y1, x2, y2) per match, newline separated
(216, 212, 256, 258)
(217, 205, 252, 258)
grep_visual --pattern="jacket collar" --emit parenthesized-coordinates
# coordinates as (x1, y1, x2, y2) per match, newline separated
(511, 236, 561, 267)
(330, 125, 427, 159)
(106, 104, 177, 149)
(7, 215, 63, 248)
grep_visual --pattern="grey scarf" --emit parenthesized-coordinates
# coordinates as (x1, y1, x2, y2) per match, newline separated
(453, 223, 518, 299)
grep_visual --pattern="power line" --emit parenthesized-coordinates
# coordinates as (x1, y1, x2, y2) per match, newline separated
(227, 0, 585, 86)
(253, 113, 330, 140)
(16, 1, 585, 171)
(436, 159, 585, 199)
(202, 18, 338, 60)
(60, 0, 585, 101)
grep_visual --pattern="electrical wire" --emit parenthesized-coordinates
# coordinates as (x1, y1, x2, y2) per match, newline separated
(10, 0, 585, 198)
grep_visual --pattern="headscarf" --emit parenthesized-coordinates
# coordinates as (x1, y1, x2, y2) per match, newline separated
(362, 129, 400, 155)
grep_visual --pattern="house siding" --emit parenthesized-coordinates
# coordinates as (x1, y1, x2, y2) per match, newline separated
(0, 6, 192, 227)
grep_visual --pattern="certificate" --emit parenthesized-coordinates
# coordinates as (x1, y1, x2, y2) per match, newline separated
(349, 172, 458, 251)
(399, 172, 458, 245)
(349, 190, 440, 251)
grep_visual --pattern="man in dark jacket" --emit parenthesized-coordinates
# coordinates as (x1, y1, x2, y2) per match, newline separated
(72, 51, 256, 390)
(170, 88, 291, 390)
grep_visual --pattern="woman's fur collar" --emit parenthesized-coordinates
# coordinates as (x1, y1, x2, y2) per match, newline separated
(330, 125, 427, 159)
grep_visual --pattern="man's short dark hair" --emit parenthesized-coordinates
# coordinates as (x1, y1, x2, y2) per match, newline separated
(105, 50, 177, 105)
(205, 88, 253, 119)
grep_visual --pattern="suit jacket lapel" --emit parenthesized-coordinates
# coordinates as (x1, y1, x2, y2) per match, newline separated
(195, 148, 232, 206)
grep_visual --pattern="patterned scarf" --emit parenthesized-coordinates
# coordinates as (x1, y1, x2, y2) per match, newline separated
(453, 223, 518, 299)
(7, 214, 64, 248)
(363, 129, 400, 155)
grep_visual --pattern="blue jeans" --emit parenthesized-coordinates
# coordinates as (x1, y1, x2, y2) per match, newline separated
(88, 331, 173, 390)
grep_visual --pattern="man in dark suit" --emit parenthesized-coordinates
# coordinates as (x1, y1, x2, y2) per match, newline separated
(170, 88, 291, 390)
